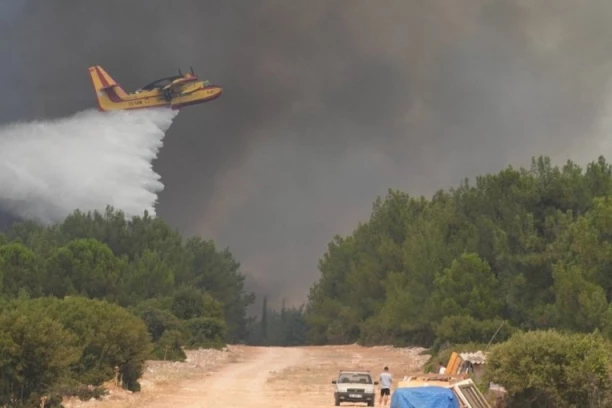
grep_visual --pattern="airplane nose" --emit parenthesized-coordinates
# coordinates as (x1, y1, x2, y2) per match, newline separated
(202, 84, 222, 99)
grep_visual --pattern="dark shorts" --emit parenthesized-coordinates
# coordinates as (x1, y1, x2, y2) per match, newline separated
(380, 388, 390, 396)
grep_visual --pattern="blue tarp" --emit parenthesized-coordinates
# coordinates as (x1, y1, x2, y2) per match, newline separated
(390, 386, 460, 408)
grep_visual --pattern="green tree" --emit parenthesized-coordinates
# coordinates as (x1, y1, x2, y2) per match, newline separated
(246, 301, 308, 346)
(306, 155, 612, 347)
(261, 296, 268, 344)
(3, 206, 254, 346)
(0, 242, 42, 297)
(430, 252, 503, 321)
(551, 262, 611, 334)
(45, 238, 123, 301)
(24, 297, 152, 391)
(131, 303, 183, 342)
(170, 285, 224, 320)
(184, 238, 255, 342)
(184, 317, 227, 349)
(120, 249, 176, 304)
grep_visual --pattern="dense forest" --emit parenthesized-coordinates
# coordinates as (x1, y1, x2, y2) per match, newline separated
(304, 155, 612, 405)
(305, 155, 612, 347)
(0, 208, 255, 406)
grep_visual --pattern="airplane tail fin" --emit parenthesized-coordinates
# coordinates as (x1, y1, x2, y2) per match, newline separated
(88, 65, 129, 111)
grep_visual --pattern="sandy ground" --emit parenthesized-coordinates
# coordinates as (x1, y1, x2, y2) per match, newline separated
(63, 344, 430, 408)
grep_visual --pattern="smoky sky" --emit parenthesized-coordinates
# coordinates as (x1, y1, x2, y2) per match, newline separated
(2, 0, 612, 311)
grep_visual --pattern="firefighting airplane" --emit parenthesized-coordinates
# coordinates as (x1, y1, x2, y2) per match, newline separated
(88, 65, 223, 112)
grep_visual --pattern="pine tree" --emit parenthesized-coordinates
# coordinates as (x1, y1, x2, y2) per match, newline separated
(261, 296, 268, 345)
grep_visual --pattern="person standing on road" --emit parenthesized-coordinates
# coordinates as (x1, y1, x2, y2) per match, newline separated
(379, 366, 392, 407)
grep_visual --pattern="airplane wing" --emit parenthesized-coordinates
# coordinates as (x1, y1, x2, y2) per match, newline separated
(163, 78, 202, 97)
(171, 81, 202, 96)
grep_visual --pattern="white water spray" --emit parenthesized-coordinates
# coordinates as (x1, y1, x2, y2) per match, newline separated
(0, 107, 178, 224)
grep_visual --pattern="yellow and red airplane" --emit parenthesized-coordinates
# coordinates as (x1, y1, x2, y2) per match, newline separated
(88, 65, 222, 112)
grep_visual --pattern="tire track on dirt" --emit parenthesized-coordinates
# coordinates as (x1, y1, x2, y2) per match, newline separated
(144, 346, 304, 408)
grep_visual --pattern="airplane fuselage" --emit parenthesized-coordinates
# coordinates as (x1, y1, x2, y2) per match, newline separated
(88, 65, 222, 112)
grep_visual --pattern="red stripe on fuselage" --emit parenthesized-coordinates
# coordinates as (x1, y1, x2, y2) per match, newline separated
(103, 87, 126, 103)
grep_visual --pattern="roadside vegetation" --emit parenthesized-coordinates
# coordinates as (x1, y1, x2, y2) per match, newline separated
(304, 155, 612, 407)
(0, 207, 254, 407)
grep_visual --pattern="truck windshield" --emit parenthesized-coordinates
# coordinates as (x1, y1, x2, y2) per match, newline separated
(338, 373, 372, 384)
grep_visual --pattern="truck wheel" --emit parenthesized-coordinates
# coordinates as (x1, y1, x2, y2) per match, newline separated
(334, 397, 340, 406)
(368, 400, 374, 407)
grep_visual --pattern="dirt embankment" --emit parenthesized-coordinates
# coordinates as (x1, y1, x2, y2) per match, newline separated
(63, 344, 429, 408)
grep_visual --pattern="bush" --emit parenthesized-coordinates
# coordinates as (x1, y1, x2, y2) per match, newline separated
(131, 303, 184, 342)
(151, 329, 187, 361)
(485, 329, 612, 407)
(171, 286, 224, 320)
(25, 297, 153, 391)
(184, 317, 227, 349)
(0, 308, 80, 405)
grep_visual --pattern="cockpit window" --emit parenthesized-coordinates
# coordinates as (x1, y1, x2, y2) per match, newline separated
(140, 76, 182, 91)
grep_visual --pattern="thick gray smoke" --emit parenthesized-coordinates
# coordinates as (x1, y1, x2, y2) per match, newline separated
(2, 0, 612, 310)
(0, 108, 177, 224)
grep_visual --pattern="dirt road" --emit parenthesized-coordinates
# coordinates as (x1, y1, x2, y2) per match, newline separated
(63, 345, 429, 408)
(156, 347, 304, 408)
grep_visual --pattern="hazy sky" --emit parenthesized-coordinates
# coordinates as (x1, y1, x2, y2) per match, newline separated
(2, 0, 612, 309)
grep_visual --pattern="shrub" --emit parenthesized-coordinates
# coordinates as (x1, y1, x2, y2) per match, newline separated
(171, 286, 224, 320)
(0, 308, 79, 405)
(25, 297, 153, 391)
(131, 303, 184, 342)
(485, 329, 612, 407)
(152, 329, 187, 361)
(184, 317, 227, 349)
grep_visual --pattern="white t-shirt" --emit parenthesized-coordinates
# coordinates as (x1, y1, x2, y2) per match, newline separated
(438, 366, 446, 374)
(379, 372, 392, 389)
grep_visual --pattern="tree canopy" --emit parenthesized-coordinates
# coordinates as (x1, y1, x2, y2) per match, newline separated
(0, 207, 256, 406)
(305, 155, 612, 346)
(0, 207, 255, 342)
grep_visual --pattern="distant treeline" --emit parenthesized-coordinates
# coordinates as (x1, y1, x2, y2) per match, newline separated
(246, 296, 308, 346)
(0, 207, 255, 406)
(304, 156, 612, 347)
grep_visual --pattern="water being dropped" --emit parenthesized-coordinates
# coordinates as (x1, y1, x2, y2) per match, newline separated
(0, 107, 179, 224)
